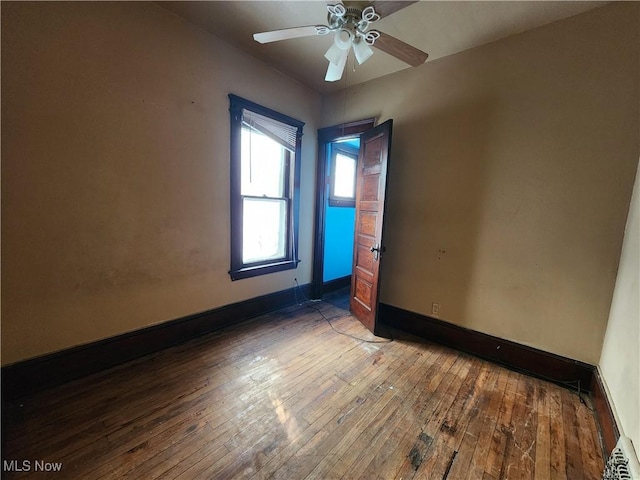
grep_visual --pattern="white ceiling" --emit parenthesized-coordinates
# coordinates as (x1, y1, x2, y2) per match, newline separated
(158, 1, 608, 94)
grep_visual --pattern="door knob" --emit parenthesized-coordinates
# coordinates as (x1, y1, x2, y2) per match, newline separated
(370, 243, 380, 260)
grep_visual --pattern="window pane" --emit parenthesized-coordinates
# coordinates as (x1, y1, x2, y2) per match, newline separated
(243, 198, 287, 263)
(334, 153, 356, 198)
(241, 127, 285, 198)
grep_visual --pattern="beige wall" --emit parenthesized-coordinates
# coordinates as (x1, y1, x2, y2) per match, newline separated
(2, 1, 638, 369)
(1, 2, 321, 365)
(322, 3, 639, 364)
(600, 158, 639, 453)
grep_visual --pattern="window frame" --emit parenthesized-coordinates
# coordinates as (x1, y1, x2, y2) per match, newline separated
(328, 143, 358, 208)
(228, 94, 304, 281)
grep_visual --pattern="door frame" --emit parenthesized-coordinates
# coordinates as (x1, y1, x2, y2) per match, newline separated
(311, 118, 376, 300)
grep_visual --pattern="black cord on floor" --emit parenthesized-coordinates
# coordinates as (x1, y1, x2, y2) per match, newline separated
(293, 279, 393, 344)
(292, 282, 593, 407)
(307, 303, 393, 344)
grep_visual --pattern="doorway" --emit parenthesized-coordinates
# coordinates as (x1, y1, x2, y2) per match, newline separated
(311, 118, 375, 300)
(323, 137, 359, 291)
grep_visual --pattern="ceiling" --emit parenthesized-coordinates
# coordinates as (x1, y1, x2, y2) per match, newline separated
(158, 1, 608, 94)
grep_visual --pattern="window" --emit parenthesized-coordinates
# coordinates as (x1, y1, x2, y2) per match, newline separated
(329, 144, 358, 207)
(228, 94, 304, 280)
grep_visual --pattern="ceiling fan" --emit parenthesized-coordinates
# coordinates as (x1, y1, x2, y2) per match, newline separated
(253, 1, 429, 82)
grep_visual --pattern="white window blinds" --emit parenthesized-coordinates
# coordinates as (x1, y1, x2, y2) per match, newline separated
(242, 109, 299, 152)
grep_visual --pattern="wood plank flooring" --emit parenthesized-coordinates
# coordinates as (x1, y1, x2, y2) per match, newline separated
(2, 294, 605, 479)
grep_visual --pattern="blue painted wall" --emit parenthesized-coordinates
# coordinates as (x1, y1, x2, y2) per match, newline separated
(323, 140, 358, 282)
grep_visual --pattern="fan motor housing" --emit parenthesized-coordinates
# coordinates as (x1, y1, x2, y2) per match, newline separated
(327, 4, 366, 28)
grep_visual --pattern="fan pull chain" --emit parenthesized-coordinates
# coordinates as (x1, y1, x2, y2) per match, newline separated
(341, 53, 348, 138)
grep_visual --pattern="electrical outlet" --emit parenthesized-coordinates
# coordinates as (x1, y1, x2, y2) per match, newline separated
(431, 302, 441, 317)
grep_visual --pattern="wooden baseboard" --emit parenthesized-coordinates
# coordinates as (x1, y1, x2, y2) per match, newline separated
(2, 283, 313, 400)
(590, 368, 620, 456)
(379, 303, 595, 391)
(323, 275, 351, 294)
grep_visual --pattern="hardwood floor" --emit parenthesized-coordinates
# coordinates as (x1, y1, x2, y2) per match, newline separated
(2, 294, 605, 479)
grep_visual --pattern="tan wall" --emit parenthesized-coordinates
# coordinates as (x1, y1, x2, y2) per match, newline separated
(600, 158, 639, 453)
(1, 2, 321, 365)
(322, 3, 639, 364)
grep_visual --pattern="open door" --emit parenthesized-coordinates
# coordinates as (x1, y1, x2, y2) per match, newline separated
(350, 119, 393, 335)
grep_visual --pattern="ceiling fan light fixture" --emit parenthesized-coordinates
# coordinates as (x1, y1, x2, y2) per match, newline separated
(325, 48, 349, 82)
(325, 26, 354, 78)
(324, 42, 344, 65)
(327, 3, 347, 20)
(361, 5, 380, 23)
(334, 28, 353, 50)
(362, 30, 381, 46)
(353, 39, 373, 65)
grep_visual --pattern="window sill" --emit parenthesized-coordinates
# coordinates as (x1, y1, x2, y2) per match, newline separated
(229, 259, 300, 281)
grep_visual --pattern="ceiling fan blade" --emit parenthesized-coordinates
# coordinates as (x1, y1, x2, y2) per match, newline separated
(373, 31, 428, 67)
(367, 1, 418, 18)
(254, 25, 325, 44)
(325, 49, 349, 82)
(325, 62, 344, 82)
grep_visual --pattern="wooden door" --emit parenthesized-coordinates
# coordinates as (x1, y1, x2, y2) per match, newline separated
(349, 120, 393, 334)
